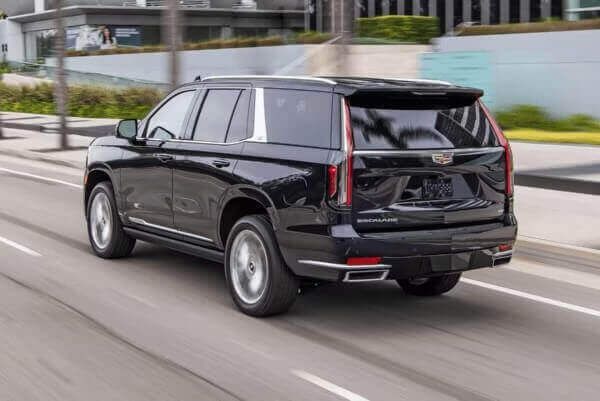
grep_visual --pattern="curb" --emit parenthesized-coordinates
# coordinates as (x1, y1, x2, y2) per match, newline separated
(515, 236, 600, 270)
(515, 173, 600, 196)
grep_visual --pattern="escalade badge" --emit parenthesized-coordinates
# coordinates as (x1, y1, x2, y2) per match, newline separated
(432, 152, 453, 165)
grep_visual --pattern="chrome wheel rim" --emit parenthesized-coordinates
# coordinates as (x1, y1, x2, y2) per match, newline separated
(230, 230, 268, 305)
(90, 192, 112, 250)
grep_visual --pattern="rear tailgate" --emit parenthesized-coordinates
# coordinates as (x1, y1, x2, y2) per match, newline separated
(348, 90, 508, 232)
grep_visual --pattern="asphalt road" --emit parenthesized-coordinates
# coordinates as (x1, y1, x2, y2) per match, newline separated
(1, 152, 600, 401)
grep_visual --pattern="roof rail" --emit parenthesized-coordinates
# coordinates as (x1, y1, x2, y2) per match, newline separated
(201, 75, 337, 85)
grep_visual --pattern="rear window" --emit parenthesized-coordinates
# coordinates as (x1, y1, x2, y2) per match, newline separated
(350, 102, 499, 150)
(264, 89, 332, 148)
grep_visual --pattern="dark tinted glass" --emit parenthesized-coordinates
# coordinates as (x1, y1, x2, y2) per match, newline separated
(264, 89, 332, 148)
(146, 91, 195, 139)
(226, 90, 250, 143)
(193, 89, 240, 143)
(350, 102, 499, 150)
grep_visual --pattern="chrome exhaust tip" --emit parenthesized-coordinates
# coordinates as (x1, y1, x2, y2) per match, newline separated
(343, 269, 390, 283)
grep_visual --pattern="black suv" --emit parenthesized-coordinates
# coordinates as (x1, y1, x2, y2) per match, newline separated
(84, 76, 517, 316)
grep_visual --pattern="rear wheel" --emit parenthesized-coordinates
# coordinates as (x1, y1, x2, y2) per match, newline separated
(397, 273, 462, 296)
(225, 215, 298, 317)
(87, 181, 135, 258)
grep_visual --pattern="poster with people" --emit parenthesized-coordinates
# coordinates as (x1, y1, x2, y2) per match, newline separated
(65, 25, 141, 51)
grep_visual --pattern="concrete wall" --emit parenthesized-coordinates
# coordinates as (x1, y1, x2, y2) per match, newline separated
(44, 43, 427, 84)
(0, 0, 35, 17)
(435, 30, 600, 118)
(46, 45, 313, 83)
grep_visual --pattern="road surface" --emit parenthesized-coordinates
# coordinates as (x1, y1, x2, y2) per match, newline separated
(0, 151, 599, 401)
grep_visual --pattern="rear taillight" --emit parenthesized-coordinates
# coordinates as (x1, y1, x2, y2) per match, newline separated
(328, 98, 354, 207)
(480, 101, 513, 196)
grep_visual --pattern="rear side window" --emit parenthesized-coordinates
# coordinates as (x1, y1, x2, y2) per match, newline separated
(350, 102, 499, 150)
(193, 89, 240, 143)
(264, 89, 332, 148)
(226, 89, 251, 143)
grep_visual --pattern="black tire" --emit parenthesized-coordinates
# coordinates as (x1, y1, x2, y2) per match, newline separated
(397, 273, 462, 296)
(225, 215, 298, 317)
(86, 181, 136, 259)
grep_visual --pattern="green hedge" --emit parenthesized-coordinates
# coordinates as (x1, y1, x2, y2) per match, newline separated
(457, 19, 600, 36)
(0, 82, 163, 120)
(496, 105, 600, 132)
(356, 15, 440, 44)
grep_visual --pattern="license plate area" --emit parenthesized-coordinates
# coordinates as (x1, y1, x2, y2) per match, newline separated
(422, 177, 453, 200)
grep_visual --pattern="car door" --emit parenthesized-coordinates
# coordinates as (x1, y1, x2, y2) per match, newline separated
(121, 89, 197, 234)
(173, 85, 252, 246)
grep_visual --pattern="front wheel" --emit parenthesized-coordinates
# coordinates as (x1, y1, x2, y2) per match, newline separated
(87, 181, 136, 258)
(397, 273, 462, 296)
(225, 215, 298, 317)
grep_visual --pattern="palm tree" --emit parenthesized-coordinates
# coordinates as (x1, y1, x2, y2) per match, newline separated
(165, 0, 180, 91)
(53, 0, 69, 149)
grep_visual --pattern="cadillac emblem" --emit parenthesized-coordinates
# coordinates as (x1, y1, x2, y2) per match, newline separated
(431, 152, 454, 165)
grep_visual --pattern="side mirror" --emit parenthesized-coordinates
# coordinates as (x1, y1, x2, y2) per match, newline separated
(116, 119, 138, 140)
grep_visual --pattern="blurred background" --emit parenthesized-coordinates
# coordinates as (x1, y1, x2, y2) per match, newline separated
(0, 2, 599, 401)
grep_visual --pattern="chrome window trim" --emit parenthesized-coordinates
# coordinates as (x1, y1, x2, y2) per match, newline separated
(134, 87, 266, 145)
(297, 260, 392, 270)
(202, 75, 337, 85)
(128, 217, 213, 243)
(352, 147, 504, 156)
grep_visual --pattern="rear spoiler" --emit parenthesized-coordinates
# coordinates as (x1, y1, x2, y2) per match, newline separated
(344, 87, 484, 110)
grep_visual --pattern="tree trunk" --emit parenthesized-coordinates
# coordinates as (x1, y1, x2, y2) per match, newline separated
(54, 0, 69, 149)
(165, 0, 181, 91)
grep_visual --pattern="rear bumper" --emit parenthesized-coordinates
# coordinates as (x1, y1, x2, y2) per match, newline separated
(279, 219, 517, 281)
(296, 248, 512, 282)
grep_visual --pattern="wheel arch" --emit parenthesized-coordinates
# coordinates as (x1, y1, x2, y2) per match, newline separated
(84, 166, 116, 217)
(217, 187, 279, 249)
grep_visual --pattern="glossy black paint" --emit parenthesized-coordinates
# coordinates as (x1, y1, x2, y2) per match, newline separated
(84, 77, 518, 282)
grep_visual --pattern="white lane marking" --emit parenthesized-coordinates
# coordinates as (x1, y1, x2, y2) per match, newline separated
(462, 278, 600, 318)
(292, 370, 370, 401)
(0, 167, 82, 189)
(0, 235, 41, 257)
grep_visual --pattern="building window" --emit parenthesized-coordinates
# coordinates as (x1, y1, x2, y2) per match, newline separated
(375, 0, 383, 16)
(405, 0, 413, 15)
(490, 0, 500, 24)
(551, 0, 562, 19)
(359, 0, 368, 17)
(472, 0, 482, 23)
(454, 0, 464, 27)
(420, 0, 429, 16)
(437, 0, 446, 31)
(510, 0, 520, 22)
(530, 0, 541, 22)
(389, 0, 398, 14)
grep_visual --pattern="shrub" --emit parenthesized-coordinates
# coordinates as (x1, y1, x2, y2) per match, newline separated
(0, 82, 163, 120)
(457, 19, 600, 36)
(496, 105, 600, 132)
(356, 15, 440, 44)
(295, 31, 333, 44)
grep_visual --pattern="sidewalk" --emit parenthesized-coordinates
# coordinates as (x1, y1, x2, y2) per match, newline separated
(1, 111, 118, 139)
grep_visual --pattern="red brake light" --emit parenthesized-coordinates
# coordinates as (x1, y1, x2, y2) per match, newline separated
(480, 101, 513, 196)
(347, 256, 382, 266)
(341, 98, 354, 206)
(327, 165, 338, 198)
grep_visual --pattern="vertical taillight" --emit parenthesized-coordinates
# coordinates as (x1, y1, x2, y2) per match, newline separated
(327, 98, 354, 207)
(480, 101, 514, 196)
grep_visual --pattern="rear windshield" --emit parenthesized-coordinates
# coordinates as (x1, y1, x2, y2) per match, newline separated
(350, 102, 499, 150)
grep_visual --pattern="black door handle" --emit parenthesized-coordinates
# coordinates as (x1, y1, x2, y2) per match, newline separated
(153, 153, 173, 162)
(212, 159, 230, 168)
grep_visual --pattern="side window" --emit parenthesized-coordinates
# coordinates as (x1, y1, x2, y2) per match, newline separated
(146, 91, 195, 140)
(226, 89, 251, 143)
(263, 89, 332, 148)
(193, 89, 240, 143)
